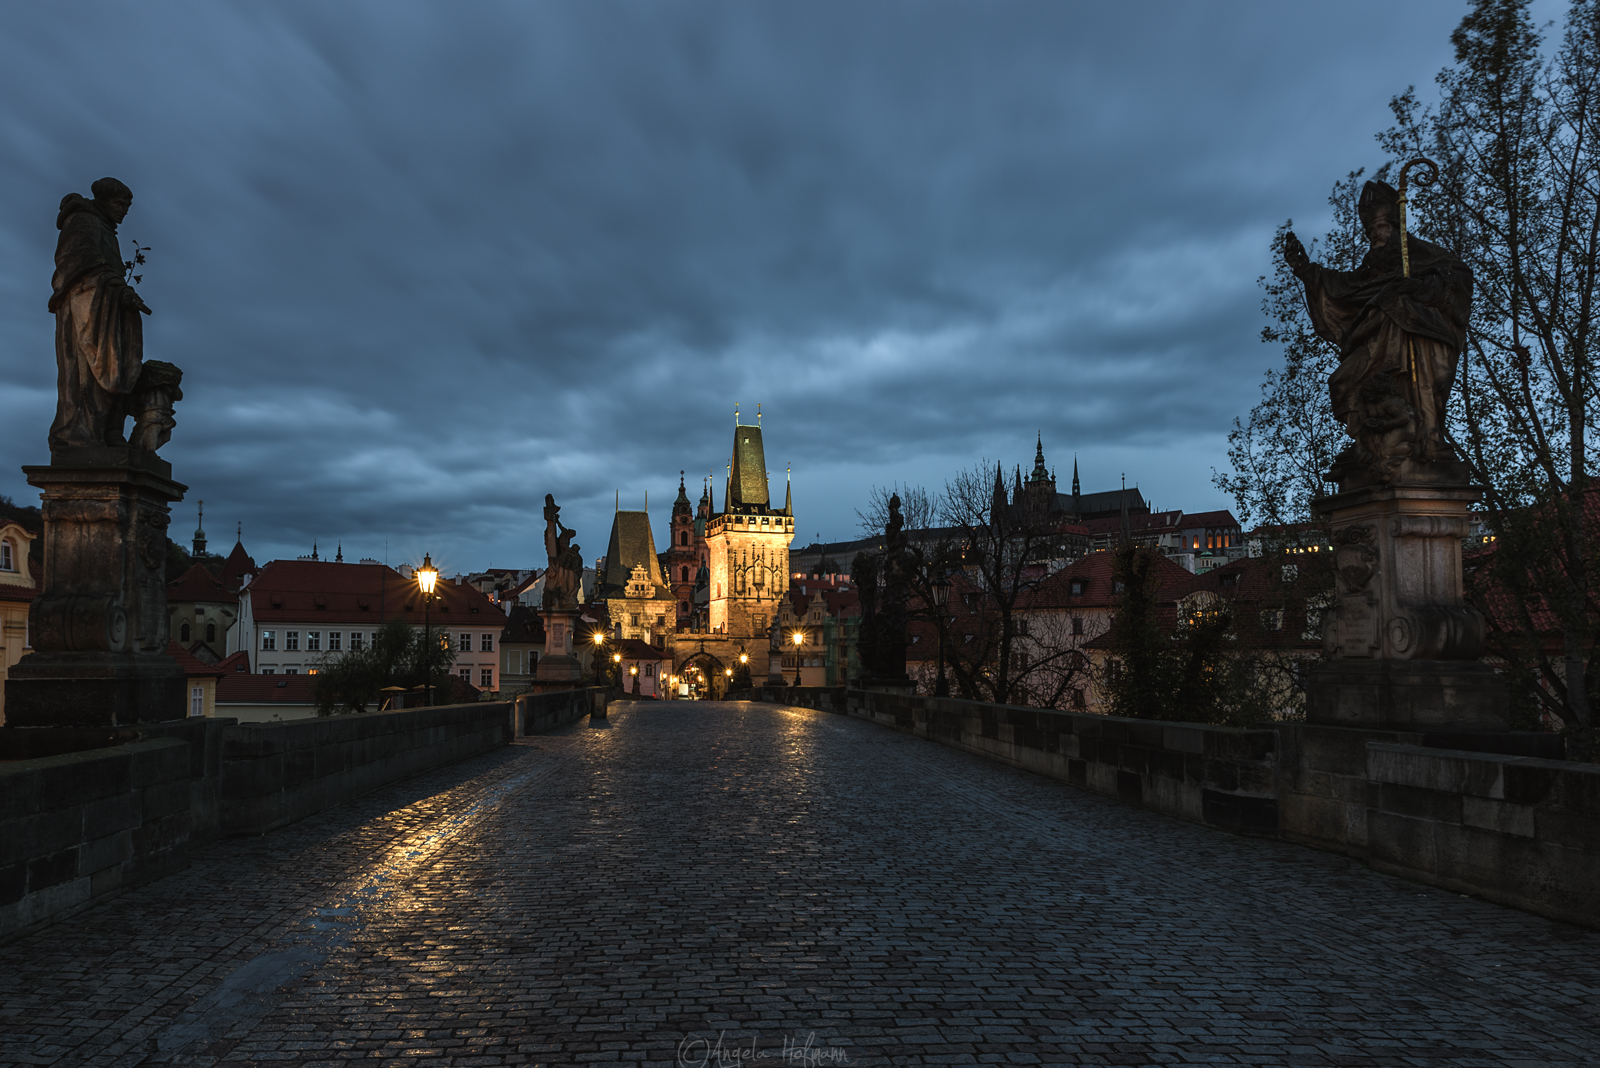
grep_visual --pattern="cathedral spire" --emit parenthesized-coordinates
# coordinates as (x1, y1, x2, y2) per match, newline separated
(1030, 433, 1049, 482)
(991, 462, 1006, 524)
(784, 465, 792, 516)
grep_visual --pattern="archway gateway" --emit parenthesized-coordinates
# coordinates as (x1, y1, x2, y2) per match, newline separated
(677, 651, 727, 700)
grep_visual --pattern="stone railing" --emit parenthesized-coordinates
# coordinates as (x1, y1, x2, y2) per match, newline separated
(751, 685, 1598, 930)
(0, 686, 609, 942)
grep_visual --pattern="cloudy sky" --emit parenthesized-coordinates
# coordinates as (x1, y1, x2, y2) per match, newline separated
(0, 2, 1486, 574)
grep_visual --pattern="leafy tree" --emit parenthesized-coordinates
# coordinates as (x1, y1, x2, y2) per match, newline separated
(312, 617, 456, 715)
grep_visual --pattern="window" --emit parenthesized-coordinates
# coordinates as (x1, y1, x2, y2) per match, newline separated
(459, 633, 471, 653)
(631, 613, 640, 626)
(761, 516, 769, 525)
(190, 686, 204, 717)
(1261, 609, 1284, 631)
(645, 664, 654, 677)
(284, 667, 299, 675)
(261, 668, 275, 675)
(285, 631, 299, 651)
(0, 539, 11, 571)
(680, 532, 688, 546)
(1113, 580, 1125, 593)
(328, 631, 342, 651)
(755, 614, 766, 634)
(1072, 687, 1086, 710)
(261, 631, 276, 651)
(680, 601, 689, 615)
(180, 622, 191, 642)
(510, 650, 522, 674)
(459, 667, 471, 681)
(1072, 616, 1083, 636)
(349, 631, 365, 651)
(682, 567, 690, 582)
(1281, 564, 1299, 583)
(306, 631, 321, 651)
(481, 633, 493, 652)
(1069, 579, 1086, 596)
(1016, 618, 1029, 636)
(206, 622, 216, 643)
(481, 668, 494, 688)
(1108, 659, 1123, 683)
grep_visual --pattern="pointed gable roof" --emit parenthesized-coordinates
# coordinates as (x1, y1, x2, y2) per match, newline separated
(168, 562, 235, 604)
(729, 424, 770, 508)
(601, 511, 670, 597)
(219, 538, 257, 590)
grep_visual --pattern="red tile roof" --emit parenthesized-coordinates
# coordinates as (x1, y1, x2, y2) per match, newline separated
(165, 641, 228, 677)
(0, 580, 40, 603)
(616, 638, 669, 660)
(217, 650, 252, 673)
(168, 563, 236, 604)
(215, 672, 317, 704)
(1180, 510, 1242, 529)
(246, 560, 502, 625)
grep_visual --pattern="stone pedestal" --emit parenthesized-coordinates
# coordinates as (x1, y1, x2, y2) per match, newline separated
(1309, 460, 1507, 731)
(536, 607, 583, 684)
(5, 448, 187, 727)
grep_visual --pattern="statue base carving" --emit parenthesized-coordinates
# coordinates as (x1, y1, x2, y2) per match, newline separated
(5, 447, 188, 727)
(1308, 466, 1508, 732)
(536, 607, 583, 684)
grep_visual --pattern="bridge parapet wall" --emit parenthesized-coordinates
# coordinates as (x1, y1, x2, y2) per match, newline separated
(759, 685, 1600, 929)
(0, 687, 608, 942)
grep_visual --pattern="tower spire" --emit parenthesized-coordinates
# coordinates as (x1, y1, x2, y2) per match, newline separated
(784, 464, 792, 516)
(1119, 474, 1131, 547)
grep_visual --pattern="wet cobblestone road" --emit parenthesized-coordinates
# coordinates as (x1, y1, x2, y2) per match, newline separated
(4, 700, 1600, 1067)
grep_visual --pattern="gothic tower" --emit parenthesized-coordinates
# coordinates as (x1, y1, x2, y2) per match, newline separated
(706, 417, 795, 641)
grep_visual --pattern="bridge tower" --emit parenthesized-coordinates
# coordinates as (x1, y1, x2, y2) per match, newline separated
(705, 415, 794, 648)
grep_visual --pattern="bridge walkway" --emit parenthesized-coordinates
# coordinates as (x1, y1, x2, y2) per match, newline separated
(2, 700, 1599, 1066)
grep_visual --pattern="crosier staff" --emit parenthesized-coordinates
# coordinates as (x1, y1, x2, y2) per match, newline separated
(1397, 156, 1439, 389)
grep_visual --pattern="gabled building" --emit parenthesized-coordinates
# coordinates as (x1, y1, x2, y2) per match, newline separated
(598, 507, 676, 644)
(167, 563, 238, 663)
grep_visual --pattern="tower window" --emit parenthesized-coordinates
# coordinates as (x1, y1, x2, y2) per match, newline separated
(682, 567, 690, 582)
(680, 532, 688, 546)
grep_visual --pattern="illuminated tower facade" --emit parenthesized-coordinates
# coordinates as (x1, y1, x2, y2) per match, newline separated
(706, 418, 794, 641)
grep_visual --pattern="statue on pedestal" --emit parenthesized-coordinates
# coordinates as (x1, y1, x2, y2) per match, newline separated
(6, 178, 189, 727)
(541, 494, 582, 611)
(1283, 164, 1505, 731)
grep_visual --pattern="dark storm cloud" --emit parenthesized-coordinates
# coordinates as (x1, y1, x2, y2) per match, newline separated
(0, 1, 1469, 567)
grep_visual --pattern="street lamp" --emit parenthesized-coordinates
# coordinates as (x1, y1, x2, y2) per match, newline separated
(791, 629, 805, 686)
(630, 663, 640, 696)
(931, 572, 951, 698)
(591, 630, 607, 686)
(416, 554, 439, 705)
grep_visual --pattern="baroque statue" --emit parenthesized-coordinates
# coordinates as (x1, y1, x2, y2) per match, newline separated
(1284, 177, 1472, 482)
(541, 493, 583, 610)
(49, 177, 181, 453)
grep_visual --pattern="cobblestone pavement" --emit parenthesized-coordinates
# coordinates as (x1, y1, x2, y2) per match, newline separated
(4, 701, 1600, 1067)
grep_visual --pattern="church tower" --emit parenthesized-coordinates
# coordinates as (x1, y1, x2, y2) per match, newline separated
(706, 416, 795, 641)
(666, 472, 699, 627)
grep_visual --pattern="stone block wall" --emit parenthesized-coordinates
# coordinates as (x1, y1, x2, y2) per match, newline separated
(0, 737, 198, 938)
(1364, 743, 1600, 929)
(516, 687, 607, 735)
(218, 701, 512, 836)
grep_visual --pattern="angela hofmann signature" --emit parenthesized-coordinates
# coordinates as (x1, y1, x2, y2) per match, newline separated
(676, 1030, 848, 1067)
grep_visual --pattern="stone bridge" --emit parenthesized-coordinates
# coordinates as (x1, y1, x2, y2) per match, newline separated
(4, 699, 1600, 1066)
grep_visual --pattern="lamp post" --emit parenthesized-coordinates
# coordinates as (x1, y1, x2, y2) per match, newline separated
(591, 631, 607, 687)
(791, 629, 805, 686)
(931, 572, 951, 698)
(630, 663, 640, 696)
(416, 554, 439, 705)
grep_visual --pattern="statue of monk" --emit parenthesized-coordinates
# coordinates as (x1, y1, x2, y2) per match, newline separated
(1284, 179, 1473, 477)
(48, 177, 153, 451)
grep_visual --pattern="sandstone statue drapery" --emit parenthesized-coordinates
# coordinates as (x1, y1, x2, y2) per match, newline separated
(1283, 179, 1472, 481)
(48, 177, 171, 452)
(542, 494, 583, 610)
